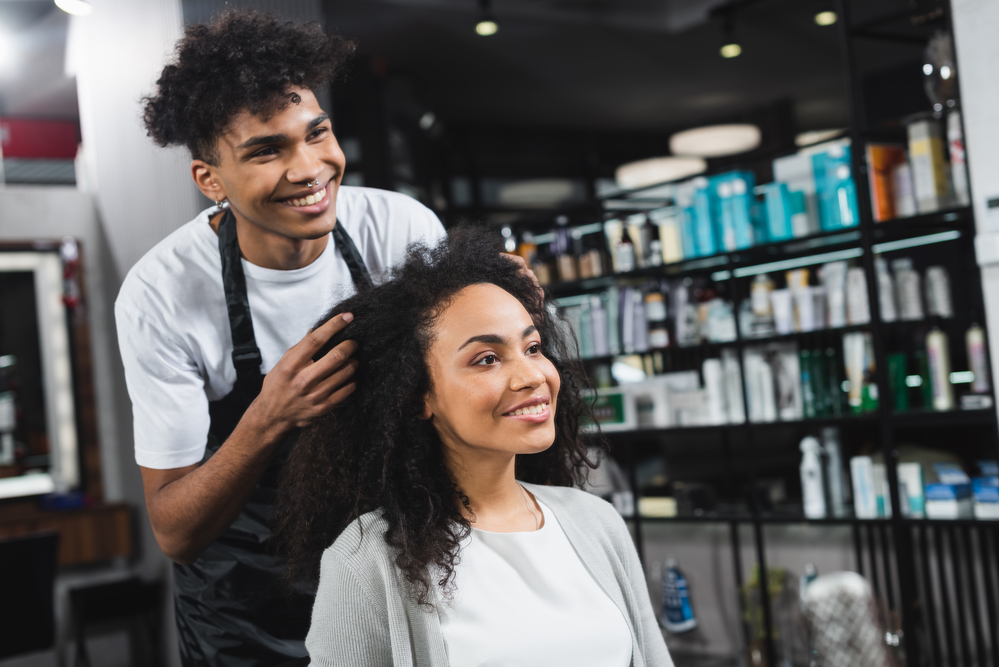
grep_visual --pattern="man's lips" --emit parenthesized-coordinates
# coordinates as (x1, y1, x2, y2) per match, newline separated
(277, 180, 332, 214)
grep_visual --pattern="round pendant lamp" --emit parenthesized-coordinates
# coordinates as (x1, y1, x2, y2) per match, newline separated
(669, 124, 761, 158)
(615, 157, 707, 190)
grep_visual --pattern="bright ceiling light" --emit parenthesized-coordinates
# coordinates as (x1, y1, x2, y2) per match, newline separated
(795, 129, 846, 147)
(475, 20, 498, 36)
(497, 179, 576, 207)
(670, 124, 762, 158)
(720, 42, 742, 58)
(476, 0, 497, 36)
(923, 63, 934, 75)
(615, 157, 707, 190)
(55, 0, 94, 16)
(940, 65, 952, 80)
(719, 13, 741, 59)
(814, 11, 837, 26)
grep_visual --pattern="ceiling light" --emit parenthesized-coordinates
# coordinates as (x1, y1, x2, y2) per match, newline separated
(795, 129, 846, 147)
(476, 20, 498, 36)
(615, 157, 707, 190)
(719, 13, 741, 59)
(940, 65, 952, 80)
(923, 63, 934, 75)
(55, 0, 94, 16)
(419, 112, 436, 131)
(476, 0, 498, 36)
(720, 43, 742, 58)
(497, 179, 576, 207)
(670, 124, 762, 158)
(814, 11, 837, 26)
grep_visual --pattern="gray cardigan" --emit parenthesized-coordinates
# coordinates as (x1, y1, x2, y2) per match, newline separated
(305, 483, 674, 667)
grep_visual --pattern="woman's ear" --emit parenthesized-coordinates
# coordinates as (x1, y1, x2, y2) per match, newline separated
(418, 394, 433, 420)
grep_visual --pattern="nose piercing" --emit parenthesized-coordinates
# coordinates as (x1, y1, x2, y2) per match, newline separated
(306, 179, 319, 187)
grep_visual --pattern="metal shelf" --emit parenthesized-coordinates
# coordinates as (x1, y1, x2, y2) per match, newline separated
(545, 212, 969, 298)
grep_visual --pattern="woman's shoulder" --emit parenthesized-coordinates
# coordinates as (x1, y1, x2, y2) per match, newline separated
(320, 510, 395, 584)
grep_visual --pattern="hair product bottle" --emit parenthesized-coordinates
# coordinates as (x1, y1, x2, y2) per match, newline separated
(967, 323, 991, 394)
(661, 555, 698, 633)
(926, 327, 954, 410)
(800, 436, 827, 519)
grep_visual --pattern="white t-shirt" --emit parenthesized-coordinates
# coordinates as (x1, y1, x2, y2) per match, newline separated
(115, 186, 446, 469)
(439, 499, 633, 667)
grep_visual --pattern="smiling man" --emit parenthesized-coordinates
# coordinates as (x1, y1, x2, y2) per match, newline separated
(114, 11, 445, 666)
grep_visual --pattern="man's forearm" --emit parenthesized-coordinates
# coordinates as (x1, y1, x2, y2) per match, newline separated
(142, 403, 289, 564)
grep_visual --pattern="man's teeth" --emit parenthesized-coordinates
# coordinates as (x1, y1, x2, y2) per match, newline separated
(508, 403, 548, 417)
(288, 187, 326, 207)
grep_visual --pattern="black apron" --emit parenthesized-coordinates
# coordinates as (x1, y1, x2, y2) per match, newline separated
(172, 209, 372, 666)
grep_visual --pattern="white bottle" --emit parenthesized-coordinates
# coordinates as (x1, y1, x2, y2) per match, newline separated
(846, 267, 870, 325)
(590, 296, 610, 358)
(967, 323, 991, 394)
(926, 328, 954, 410)
(800, 437, 827, 519)
(821, 427, 847, 518)
(702, 358, 727, 425)
(892, 258, 924, 321)
(875, 257, 897, 323)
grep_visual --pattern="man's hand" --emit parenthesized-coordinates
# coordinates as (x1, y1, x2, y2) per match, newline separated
(503, 253, 543, 296)
(141, 311, 358, 564)
(248, 312, 359, 437)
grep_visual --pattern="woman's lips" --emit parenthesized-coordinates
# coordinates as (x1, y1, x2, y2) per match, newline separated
(278, 181, 332, 214)
(503, 402, 551, 423)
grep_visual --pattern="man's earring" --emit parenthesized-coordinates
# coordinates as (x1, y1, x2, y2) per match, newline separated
(216, 199, 227, 211)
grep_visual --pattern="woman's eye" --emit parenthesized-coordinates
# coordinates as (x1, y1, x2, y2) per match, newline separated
(475, 354, 498, 366)
(527, 343, 541, 354)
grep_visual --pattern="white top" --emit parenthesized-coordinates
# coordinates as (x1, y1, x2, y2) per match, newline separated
(439, 499, 633, 667)
(115, 186, 445, 469)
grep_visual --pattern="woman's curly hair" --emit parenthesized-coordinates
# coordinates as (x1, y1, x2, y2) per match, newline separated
(142, 10, 355, 164)
(272, 226, 595, 607)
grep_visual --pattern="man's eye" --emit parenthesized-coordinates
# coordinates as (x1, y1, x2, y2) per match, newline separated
(309, 128, 327, 140)
(475, 355, 498, 366)
(252, 147, 277, 158)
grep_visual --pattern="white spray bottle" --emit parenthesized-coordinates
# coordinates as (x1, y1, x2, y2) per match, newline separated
(800, 436, 827, 519)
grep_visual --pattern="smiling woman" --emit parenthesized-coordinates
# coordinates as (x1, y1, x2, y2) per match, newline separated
(273, 226, 673, 667)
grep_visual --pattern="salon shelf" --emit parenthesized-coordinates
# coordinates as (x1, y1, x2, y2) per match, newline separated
(871, 206, 973, 239)
(637, 513, 892, 526)
(575, 341, 736, 365)
(742, 323, 870, 345)
(902, 517, 999, 526)
(888, 407, 996, 428)
(593, 413, 880, 441)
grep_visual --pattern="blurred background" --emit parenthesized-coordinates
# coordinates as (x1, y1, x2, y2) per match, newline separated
(1, 0, 999, 666)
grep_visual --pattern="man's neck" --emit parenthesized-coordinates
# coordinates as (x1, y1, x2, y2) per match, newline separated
(210, 209, 329, 271)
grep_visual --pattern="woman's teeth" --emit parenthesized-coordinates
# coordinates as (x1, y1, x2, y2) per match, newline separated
(287, 187, 326, 207)
(507, 403, 548, 417)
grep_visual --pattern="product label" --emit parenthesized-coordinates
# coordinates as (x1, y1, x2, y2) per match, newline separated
(587, 393, 627, 425)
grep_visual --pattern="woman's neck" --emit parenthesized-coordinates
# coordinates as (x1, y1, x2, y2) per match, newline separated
(448, 451, 541, 533)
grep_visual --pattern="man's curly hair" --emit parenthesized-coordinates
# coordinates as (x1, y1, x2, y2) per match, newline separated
(142, 10, 355, 164)
(272, 226, 596, 607)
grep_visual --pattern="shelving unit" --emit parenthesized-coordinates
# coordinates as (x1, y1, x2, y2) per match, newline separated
(521, 1, 998, 665)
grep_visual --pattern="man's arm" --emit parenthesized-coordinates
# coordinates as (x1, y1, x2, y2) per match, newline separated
(140, 313, 357, 564)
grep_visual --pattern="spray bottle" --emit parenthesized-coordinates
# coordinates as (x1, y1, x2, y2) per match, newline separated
(800, 436, 827, 519)
(661, 555, 697, 633)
